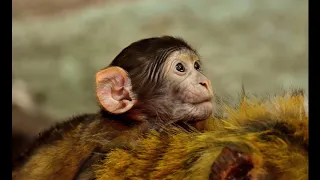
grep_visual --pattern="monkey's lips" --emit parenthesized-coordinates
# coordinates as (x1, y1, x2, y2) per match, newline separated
(193, 100, 213, 111)
(190, 96, 213, 105)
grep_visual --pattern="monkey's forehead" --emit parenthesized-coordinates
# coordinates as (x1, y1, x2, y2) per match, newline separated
(168, 49, 200, 63)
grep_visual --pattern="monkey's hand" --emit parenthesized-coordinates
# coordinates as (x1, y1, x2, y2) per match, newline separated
(210, 147, 256, 180)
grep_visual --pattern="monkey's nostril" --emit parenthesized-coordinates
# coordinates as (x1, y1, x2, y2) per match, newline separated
(200, 82, 208, 89)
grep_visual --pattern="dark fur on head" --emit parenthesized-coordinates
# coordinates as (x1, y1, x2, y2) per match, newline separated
(109, 36, 196, 92)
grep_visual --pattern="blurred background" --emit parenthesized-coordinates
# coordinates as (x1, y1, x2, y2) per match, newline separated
(12, 0, 308, 159)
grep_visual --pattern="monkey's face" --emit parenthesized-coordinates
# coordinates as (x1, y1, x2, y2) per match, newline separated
(164, 49, 214, 122)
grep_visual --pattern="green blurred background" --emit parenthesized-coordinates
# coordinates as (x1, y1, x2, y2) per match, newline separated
(12, 0, 308, 120)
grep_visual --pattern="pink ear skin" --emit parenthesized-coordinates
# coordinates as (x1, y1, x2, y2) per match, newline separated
(96, 66, 137, 114)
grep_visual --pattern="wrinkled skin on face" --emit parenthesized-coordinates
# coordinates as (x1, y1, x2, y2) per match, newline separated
(159, 49, 214, 122)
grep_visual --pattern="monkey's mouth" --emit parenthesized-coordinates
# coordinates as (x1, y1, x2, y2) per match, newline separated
(191, 97, 213, 105)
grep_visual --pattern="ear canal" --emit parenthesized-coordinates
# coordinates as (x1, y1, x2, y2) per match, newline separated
(95, 66, 137, 114)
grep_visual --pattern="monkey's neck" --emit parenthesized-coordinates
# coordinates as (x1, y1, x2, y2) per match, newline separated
(99, 109, 151, 127)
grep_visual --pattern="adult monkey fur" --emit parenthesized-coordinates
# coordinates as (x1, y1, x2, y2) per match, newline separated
(95, 90, 308, 180)
(12, 36, 214, 179)
(12, 89, 308, 180)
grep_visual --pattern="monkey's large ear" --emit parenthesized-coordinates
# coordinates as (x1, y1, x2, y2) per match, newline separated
(96, 67, 137, 114)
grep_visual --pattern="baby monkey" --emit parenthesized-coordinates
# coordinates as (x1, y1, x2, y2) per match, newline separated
(12, 36, 214, 180)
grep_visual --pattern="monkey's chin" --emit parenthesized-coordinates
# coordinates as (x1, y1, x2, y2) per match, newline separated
(189, 101, 213, 122)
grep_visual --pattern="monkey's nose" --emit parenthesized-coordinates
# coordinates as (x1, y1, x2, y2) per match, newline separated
(199, 81, 209, 90)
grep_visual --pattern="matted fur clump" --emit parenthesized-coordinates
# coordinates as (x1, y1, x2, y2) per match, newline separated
(95, 91, 308, 180)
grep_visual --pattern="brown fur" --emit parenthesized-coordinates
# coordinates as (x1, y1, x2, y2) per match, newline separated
(12, 113, 150, 180)
(94, 91, 308, 180)
(12, 90, 308, 180)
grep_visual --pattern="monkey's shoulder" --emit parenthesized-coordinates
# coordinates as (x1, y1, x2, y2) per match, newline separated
(40, 113, 98, 139)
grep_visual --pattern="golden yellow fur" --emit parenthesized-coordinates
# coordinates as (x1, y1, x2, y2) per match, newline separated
(95, 91, 308, 180)
(12, 115, 145, 180)
(12, 90, 308, 180)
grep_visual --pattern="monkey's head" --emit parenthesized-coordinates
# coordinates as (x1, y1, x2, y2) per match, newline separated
(96, 36, 214, 124)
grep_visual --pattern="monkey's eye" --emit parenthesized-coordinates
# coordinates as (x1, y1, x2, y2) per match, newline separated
(175, 63, 185, 72)
(194, 61, 201, 71)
